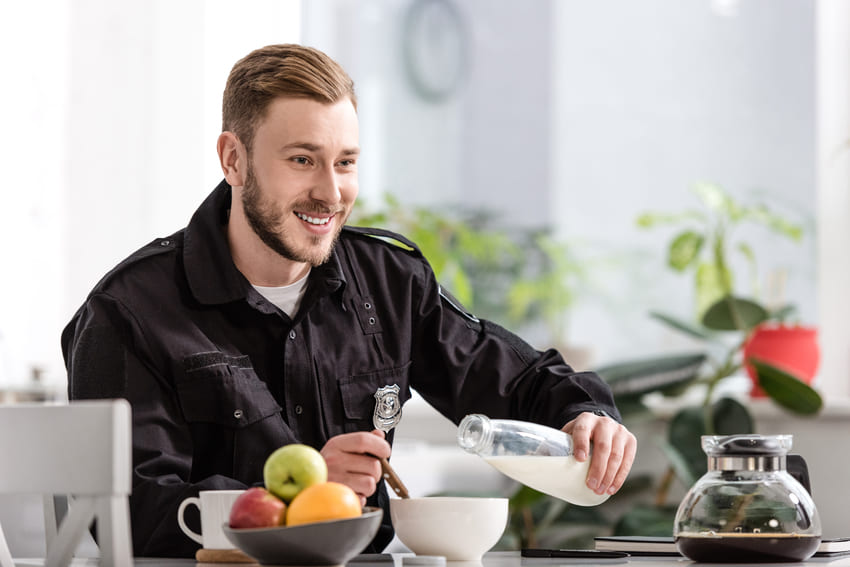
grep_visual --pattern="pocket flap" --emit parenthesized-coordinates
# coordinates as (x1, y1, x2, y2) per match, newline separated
(177, 353, 281, 427)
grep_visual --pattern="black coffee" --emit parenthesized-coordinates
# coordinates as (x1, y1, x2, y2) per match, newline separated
(676, 533, 820, 563)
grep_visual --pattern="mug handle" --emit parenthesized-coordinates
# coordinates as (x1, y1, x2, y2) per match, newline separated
(177, 496, 204, 545)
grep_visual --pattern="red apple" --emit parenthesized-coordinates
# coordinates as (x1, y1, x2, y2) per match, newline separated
(229, 487, 287, 528)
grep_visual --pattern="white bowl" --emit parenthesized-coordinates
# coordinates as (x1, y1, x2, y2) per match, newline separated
(390, 497, 508, 561)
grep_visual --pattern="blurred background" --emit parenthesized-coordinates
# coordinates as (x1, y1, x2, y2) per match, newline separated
(2, 0, 848, 398)
(0, 0, 849, 553)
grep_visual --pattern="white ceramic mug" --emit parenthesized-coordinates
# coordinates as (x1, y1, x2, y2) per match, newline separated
(177, 489, 245, 549)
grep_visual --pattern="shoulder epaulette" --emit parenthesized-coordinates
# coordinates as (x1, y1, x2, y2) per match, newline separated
(342, 225, 422, 255)
(88, 233, 181, 295)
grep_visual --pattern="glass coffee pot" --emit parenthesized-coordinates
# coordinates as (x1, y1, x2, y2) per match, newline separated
(674, 434, 821, 562)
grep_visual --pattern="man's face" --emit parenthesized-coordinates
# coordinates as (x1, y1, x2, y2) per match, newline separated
(241, 97, 359, 267)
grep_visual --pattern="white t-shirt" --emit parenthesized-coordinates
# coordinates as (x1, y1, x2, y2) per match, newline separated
(252, 270, 310, 318)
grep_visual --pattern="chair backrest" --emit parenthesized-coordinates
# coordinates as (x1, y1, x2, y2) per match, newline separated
(0, 399, 133, 567)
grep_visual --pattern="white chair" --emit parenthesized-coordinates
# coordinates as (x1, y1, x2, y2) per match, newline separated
(0, 399, 133, 566)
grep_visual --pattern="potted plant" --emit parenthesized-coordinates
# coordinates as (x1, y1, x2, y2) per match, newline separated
(592, 183, 823, 535)
(634, 182, 818, 399)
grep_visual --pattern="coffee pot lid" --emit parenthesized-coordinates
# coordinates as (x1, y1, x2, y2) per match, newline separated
(702, 434, 792, 456)
(703, 434, 793, 472)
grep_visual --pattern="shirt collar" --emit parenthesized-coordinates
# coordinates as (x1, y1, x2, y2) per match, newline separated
(183, 180, 347, 307)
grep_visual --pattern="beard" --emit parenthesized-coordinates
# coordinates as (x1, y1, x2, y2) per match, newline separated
(241, 163, 346, 267)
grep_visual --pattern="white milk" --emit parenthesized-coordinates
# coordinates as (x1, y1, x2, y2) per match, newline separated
(484, 455, 610, 506)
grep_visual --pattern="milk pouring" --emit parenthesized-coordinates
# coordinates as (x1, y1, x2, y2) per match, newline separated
(457, 414, 609, 506)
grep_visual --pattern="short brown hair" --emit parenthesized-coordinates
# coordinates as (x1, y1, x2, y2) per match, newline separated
(222, 44, 357, 151)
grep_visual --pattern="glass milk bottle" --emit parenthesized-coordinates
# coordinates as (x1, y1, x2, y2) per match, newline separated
(457, 414, 609, 506)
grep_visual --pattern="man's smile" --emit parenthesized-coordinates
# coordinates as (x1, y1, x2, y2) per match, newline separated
(295, 211, 333, 226)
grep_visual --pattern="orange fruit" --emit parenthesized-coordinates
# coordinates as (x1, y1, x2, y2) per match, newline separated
(285, 481, 362, 526)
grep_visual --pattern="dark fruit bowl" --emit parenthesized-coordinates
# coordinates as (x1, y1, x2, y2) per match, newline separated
(222, 507, 382, 566)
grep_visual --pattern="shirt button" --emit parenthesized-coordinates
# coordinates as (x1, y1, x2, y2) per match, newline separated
(160, 240, 170, 246)
(289, 330, 296, 340)
(295, 405, 303, 415)
(233, 409, 243, 419)
(369, 317, 376, 325)
(364, 302, 372, 310)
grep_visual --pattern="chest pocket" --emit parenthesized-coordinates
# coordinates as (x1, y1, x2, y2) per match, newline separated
(338, 362, 412, 433)
(176, 352, 282, 427)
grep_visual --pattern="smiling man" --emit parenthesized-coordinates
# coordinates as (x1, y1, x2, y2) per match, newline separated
(62, 44, 635, 558)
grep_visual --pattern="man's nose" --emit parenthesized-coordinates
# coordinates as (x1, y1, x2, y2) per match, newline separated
(310, 166, 342, 204)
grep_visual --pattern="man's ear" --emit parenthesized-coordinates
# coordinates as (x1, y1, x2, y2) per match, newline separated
(217, 131, 246, 187)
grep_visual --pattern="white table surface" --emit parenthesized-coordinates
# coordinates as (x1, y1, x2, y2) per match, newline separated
(10, 550, 850, 567)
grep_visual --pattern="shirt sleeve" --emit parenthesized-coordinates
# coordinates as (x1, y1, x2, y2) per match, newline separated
(62, 294, 249, 557)
(408, 264, 622, 431)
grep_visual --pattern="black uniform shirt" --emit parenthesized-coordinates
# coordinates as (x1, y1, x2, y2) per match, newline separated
(61, 180, 621, 557)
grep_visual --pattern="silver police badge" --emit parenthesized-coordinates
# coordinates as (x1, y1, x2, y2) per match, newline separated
(373, 384, 402, 432)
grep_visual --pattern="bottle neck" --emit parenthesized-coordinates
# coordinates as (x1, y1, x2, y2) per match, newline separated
(457, 414, 494, 454)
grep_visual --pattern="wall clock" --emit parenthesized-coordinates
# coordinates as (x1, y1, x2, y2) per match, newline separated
(402, 0, 469, 103)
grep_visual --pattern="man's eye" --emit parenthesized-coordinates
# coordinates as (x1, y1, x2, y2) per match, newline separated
(292, 156, 310, 165)
(338, 159, 356, 167)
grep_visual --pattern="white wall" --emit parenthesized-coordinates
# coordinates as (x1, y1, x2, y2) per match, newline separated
(0, 1, 71, 389)
(550, 0, 819, 366)
(0, 0, 301, 392)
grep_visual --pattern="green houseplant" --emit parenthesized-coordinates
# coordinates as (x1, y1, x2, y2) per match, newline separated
(593, 183, 822, 535)
(349, 193, 589, 344)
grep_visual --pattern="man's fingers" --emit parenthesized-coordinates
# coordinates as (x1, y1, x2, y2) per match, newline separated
(563, 413, 637, 496)
(608, 432, 637, 494)
(585, 428, 612, 493)
(563, 414, 595, 462)
(596, 434, 625, 494)
(321, 431, 392, 500)
(328, 466, 379, 500)
(594, 424, 637, 495)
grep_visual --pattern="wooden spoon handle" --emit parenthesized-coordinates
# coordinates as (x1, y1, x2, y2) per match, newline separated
(379, 456, 410, 499)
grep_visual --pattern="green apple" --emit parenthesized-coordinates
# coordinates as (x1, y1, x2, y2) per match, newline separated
(263, 443, 328, 502)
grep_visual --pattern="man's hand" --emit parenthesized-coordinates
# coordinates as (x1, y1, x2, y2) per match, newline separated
(321, 429, 390, 506)
(561, 412, 636, 497)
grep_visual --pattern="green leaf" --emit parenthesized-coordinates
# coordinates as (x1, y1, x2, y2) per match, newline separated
(649, 311, 715, 341)
(668, 231, 704, 271)
(610, 396, 651, 419)
(750, 358, 823, 415)
(746, 205, 804, 241)
(695, 262, 727, 318)
(769, 304, 798, 322)
(666, 408, 706, 481)
(711, 397, 754, 435)
(701, 296, 769, 331)
(694, 182, 734, 217)
(665, 397, 754, 483)
(508, 484, 548, 509)
(736, 242, 756, 267)
(450, 267, 474, 310)
(595, 353, 706, 399)
(636, 211, 704, 229)
(613, 504, 678, 537)
(614, 473, 656, 497)
(658, 438, 699, 488)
